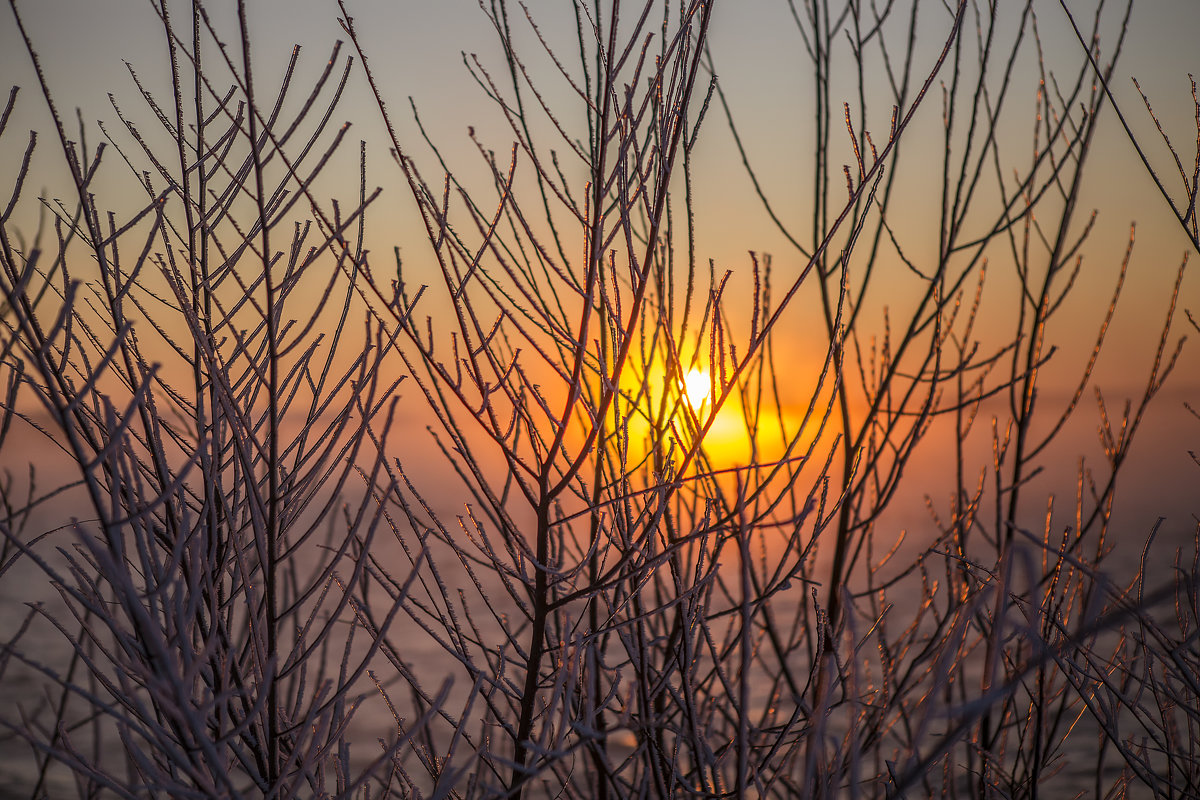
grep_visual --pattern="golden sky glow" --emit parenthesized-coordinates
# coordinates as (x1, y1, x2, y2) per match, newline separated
(0, 0, 1196, 542)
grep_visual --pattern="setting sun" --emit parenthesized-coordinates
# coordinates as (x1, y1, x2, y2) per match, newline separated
(683, 368, 711, 409)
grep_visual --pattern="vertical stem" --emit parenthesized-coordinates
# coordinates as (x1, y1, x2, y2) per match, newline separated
(510, 494, 552, 796)
(587, 432, 610, 799)
(236, 1, 280, 789)
(736, 479, 751, 798)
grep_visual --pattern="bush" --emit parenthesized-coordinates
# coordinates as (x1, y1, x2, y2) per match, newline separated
(1, 1, 1196, 797)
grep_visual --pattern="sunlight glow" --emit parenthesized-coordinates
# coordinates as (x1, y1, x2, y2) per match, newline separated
(683, 368, 711, 409)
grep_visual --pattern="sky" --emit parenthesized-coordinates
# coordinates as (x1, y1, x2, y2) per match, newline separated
(2, 0, 1198, 540)
(3, 1, 1197, 365)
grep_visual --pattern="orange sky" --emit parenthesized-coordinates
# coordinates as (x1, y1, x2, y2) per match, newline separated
(1, 0, 1197, 555)
(3, 0, 1195, 393)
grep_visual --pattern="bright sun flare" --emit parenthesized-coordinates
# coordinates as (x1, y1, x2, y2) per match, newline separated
(683, 368, 711, 408)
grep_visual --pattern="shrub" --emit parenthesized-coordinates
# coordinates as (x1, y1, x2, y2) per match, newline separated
(0, 0, 1196, 797)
